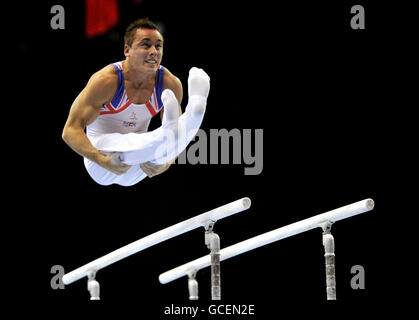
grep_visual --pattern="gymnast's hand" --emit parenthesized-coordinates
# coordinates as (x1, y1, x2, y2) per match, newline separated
(140, 161, 172, 178)
(100, 152, 131, 175)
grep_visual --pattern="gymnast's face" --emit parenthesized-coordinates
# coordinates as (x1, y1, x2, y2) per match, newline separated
(124, 28, 164, 73)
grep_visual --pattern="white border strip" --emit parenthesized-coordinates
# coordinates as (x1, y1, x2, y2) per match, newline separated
(63, 197, 251, 285)
(159, 199, 374, 284)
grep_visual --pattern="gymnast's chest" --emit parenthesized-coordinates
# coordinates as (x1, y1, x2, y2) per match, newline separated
(98, 104, 153, 133)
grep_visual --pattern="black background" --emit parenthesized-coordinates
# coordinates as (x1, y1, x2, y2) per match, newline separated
(12, 0, 415, 317)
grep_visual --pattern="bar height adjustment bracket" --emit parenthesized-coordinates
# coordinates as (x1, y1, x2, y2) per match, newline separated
(320, 221, 336, 300)
(87, 270, 100, 300)
(204, 220, 221, 300)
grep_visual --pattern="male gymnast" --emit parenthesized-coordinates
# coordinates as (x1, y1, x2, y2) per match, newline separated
(62, 18, 210, 186)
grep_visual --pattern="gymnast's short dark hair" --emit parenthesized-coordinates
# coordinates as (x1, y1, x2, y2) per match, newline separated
(124, 17, 162, 46)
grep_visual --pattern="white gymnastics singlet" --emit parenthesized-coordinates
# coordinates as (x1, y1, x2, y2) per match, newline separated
(86, 61, 165, 141)
(84, 61, 165, 186)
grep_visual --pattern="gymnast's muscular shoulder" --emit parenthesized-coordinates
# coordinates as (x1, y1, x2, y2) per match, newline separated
(163, 67, 183, 106)
(83, 64, 119, 108)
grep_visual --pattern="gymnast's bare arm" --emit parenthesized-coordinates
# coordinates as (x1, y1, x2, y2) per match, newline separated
(62, 66, 131, 175)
